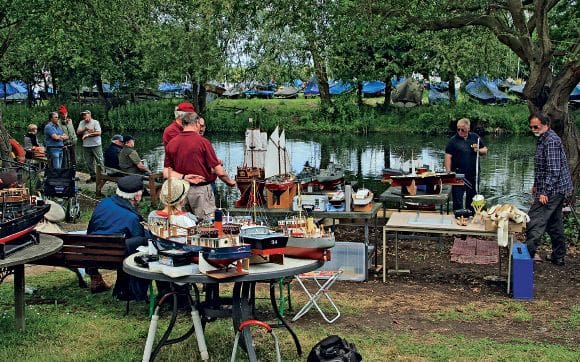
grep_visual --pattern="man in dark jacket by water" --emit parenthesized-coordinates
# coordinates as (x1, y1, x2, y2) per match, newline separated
(444, 118, 488, 211)
(87, 175, 150, 299)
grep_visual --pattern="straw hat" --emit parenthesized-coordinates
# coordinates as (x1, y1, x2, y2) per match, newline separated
(160, 179, 190, 206)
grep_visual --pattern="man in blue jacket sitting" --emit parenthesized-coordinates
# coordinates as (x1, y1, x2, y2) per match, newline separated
(87, 175, 150, 300)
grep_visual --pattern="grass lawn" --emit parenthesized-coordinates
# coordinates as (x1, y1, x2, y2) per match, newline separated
(0, 269, 578, 361)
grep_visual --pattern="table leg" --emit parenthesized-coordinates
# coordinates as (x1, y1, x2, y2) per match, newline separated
(364, 219, 369, 281)
(14, 264, 25, 331)
(382, 228, 386, 282)
(232, 282, 258, 361)
(388, 232, 410, 274)
(269, 282, 302, 355)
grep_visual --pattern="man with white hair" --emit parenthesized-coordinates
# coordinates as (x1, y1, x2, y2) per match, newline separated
(162, 102, 196, 148)
(87, 175, 149, 299)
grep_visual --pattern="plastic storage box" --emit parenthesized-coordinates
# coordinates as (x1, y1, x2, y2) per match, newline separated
(511, 243, 533, 300)
(315, 242, 373, 281)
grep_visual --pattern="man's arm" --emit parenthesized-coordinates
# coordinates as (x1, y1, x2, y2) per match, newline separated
(213, 164, 236, 187)
(444, 153, 452, 172)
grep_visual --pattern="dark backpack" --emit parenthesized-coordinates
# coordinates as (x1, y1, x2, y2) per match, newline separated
(307, 335, 362, 362)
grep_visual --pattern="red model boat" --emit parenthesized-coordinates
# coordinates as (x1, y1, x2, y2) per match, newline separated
(0, 188, 50, 245)
(235, 126, 268, 207)
(264, 126, 296, 192)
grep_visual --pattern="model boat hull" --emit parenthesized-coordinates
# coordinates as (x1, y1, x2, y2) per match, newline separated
(0, 203, 50, 244)
(239, 225, 288, 256)
(285, 235, 335, 261)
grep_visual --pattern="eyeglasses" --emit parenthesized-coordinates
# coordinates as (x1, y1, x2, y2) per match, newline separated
(457, 128, 467, 132)
(529, 125, 541, 130)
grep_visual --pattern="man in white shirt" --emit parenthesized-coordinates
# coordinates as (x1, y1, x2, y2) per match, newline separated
(76, 110, 104, 182)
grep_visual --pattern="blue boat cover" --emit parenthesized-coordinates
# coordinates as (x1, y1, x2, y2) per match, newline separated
(362, 81, 386, 95)
(465, 77, 508, 104)
(0, 81, 28, 97)
(293, 79, 304, 88)
(570, 83, 580, 101)
(304, 77, 352, 96)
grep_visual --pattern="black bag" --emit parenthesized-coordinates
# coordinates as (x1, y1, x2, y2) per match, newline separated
(307, 335, 362, 362)
(43, 168, 76, 197)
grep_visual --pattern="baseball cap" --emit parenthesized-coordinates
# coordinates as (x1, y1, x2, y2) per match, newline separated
(123, 135, 135, 143)
(176, 102, 195, 112)
(80, 110, 91, 115)
(111, 134, 123, 142)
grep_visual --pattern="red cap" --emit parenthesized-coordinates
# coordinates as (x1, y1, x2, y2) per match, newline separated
(58, 105, 68, 115)
(176, 102, 195, 112)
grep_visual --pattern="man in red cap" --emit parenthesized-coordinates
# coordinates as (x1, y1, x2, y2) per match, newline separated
(164, 112, 236, 220)
(57, 105, 77, 167)
(162, 102, 196, 148)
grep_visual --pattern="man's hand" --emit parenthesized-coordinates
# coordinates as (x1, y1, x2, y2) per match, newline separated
(538, 194, 548, 205)
(184, 174, 206, 184)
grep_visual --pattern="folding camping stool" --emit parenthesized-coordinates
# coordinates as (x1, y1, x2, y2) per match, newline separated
(292, 269, 343, 324)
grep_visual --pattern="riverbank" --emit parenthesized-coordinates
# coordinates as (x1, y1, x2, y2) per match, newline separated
(4, 96, 578, 135)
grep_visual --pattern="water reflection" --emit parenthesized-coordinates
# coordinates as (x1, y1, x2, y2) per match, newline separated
(9, 128, 535, 210)
(138, 131, 536, 210)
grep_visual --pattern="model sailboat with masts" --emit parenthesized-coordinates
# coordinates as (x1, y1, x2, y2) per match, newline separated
(235, 119, 268, 207)
(264, 126, 296, 192)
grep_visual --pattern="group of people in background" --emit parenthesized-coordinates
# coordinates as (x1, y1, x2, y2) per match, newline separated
(24, 106, 102, 179)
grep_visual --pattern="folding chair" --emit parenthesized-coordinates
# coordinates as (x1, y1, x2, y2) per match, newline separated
(292, 269, 343, 324)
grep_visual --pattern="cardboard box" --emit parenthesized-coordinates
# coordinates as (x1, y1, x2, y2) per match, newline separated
(485, 218, 526, 233)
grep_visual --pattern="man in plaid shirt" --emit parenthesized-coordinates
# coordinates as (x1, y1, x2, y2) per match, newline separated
(526, 113, 573, 266)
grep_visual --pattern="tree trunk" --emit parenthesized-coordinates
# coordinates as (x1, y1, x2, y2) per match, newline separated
(94, 77, 111, 115)
(311, 49, 331, 108)
(357, 81, 363, 107)
(448, 73, 456, 106)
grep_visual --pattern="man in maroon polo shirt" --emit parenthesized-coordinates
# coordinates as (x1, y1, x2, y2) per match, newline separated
(163, 113, 236, 220)
(162, 102, 195, 148)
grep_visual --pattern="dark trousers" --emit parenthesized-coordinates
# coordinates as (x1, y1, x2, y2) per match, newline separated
(452, 177, 476, 211)
(525, 193, 566, 259)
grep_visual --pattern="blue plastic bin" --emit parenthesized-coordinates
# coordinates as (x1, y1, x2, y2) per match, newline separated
(511, 243, 534, 300)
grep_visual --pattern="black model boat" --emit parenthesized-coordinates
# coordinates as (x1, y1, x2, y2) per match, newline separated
(239, 224, 288, 256)
(0, 188, 50, 258)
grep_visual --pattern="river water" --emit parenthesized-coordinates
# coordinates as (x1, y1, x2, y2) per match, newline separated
(11, 128, 535, 210)
(134, 131, 536, 211)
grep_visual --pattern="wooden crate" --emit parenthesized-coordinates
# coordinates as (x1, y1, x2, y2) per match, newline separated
(267, 184, 297, 209)
(352, 202, 373, 212)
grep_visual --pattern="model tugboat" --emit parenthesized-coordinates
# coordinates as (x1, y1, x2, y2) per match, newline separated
(144, 210, 251, 268)
(279, 186, 335, 260)
(0, 187, 50, 257)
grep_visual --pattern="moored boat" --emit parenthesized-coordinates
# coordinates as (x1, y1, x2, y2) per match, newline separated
(315, 161, 344, 190)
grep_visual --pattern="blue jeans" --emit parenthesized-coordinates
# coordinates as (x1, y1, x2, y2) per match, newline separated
(47, 147, 63, 169)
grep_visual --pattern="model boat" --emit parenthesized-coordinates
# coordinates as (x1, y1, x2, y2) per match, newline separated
(315, 161, 344, 190)
(235, 123, 268, 208)
(278, 185, 335, 260)
(1, 188, 50, 245)
(144, 214, 252, 268)
(264, 126, 296, 192)
(278, 216, 335, 261)
(352, 188, 373, 206)
(239, 224, 288, 256)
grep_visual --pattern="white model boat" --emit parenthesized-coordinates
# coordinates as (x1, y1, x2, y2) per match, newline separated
(352, 188, 373, 206)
